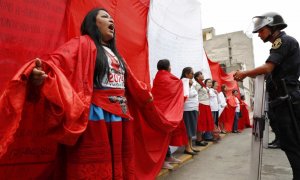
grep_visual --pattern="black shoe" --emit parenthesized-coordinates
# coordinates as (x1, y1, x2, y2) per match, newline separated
(268, 143, 281, 149)
(232, 130, 240, 133)
(184, 150, 197, 155)
(195, 141, 208, 146)
(204, 138, 216, 142)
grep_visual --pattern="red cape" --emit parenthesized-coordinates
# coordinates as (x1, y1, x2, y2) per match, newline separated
(0, 36, 183, 179)
(151, 70, 184, 130)
(151, 70, 187, 146)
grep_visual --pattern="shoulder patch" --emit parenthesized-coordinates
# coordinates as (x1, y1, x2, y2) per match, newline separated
(272, 38, 282, 49)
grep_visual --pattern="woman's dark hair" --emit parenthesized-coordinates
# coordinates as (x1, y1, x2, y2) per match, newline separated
(212, 80, 217, 87)
(204, 78, 212, 85)
(241, 95, 245, 100)
(157, 59, 170, 71)
(221, 84, 227, 97)
(180, 67, 193, 79)
(194, 71, 202, 81)
(81, 8, 126, 88)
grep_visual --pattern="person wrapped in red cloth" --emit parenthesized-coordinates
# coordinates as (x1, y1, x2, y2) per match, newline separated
(0, 8, 184, 179)
(152, 59, 185, 169)
(237, 95, 252, 131)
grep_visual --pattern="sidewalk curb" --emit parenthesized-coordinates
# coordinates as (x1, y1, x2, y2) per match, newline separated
(157, 133, 226, 179)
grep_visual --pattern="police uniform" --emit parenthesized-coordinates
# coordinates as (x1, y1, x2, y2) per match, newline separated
(265, 74, 280, 147)
(267, 31, 300, 179)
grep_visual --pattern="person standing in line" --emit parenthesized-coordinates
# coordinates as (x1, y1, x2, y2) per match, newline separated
(238, 95, 252, 130)
(201, 79, 217, 141)
(180, 67, 200, 155)
(194, 72, 213, 145)
(153, 59, 182, 169)
(232, 90, 241, 133)
(209, 80, 219, 127)
(234, 12, 300, 179)
(209, 80, 221, 140)
(218, 84, 228, 134)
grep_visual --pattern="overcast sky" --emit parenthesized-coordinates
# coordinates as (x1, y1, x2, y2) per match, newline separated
(200, 0, 300, 67)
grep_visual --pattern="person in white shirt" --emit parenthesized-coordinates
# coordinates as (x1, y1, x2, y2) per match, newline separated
(218, 84, 228, 133)
(194, 72, 214, 144)
(181, 67, 200, 155)
(232, 89, 241, 133)
(209, 80, 220, 127)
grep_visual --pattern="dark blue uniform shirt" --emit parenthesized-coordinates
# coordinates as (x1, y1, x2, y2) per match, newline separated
(266, 32, 300, 90)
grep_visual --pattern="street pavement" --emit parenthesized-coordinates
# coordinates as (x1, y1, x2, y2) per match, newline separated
(158, 128, 292, 180)
(261, 130, 292, 180)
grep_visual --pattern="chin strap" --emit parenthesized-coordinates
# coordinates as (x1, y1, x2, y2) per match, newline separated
(264, 27, 280, 43)
(263, 33, 272, 43)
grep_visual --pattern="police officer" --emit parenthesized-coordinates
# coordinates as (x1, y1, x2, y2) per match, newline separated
(234, 12, 300, 179)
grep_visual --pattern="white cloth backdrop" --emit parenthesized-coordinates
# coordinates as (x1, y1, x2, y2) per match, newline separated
(147, 0, 212, 83)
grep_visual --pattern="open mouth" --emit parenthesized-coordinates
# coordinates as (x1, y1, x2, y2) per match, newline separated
(108, 24, 114, 31)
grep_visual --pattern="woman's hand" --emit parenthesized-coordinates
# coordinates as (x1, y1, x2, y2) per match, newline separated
(30, 58, 48, 86)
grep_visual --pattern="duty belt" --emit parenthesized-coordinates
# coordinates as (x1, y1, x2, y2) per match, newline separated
(269, 95, 289, 109)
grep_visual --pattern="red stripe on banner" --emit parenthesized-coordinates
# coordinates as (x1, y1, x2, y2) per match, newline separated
(0, 0, 68, 93)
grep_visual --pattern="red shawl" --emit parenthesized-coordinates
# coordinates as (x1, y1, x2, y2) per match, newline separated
(151, 70, 187, 146)
(0, 36, 182, 179)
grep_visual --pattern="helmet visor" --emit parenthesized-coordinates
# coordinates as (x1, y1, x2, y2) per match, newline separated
(252, 16, 273, 33)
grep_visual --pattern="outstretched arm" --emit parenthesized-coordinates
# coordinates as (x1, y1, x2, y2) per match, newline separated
(234, 62, 275, 81)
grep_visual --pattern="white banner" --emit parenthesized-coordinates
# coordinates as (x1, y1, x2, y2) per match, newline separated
(148, 0, 211, 83)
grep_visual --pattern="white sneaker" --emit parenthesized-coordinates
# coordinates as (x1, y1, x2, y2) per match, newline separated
(165, 156, 182, 164)
(163, 162, 174, 170)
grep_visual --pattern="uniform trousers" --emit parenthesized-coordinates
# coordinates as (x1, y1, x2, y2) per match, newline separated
(272, 102, 300, 180)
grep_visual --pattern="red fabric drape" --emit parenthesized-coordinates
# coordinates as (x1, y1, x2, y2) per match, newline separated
(0, 36, 184, 180)
(151, 70, 187, 146)
(219, 98, 236, 132)
(0, 0, 150, 92)
(207, 56, 238, 96)
(151, 70, 184, 130)
(65, 0, 151, 84)
(0, 0, 68, 93)
(0, 36, 96, 179)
